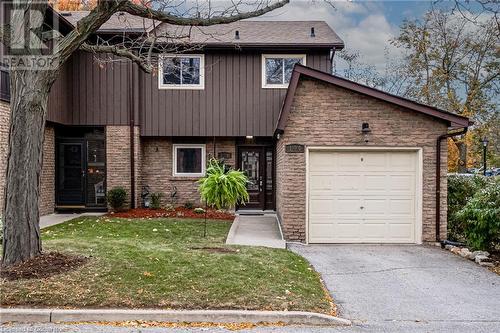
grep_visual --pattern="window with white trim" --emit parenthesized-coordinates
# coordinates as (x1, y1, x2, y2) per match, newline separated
(262, 54, 306, 88)
(173, 144, 206, 177)
(159, 55, 204, 89)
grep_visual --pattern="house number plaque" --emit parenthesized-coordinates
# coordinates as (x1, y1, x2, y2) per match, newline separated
(285, 144, 305, 153)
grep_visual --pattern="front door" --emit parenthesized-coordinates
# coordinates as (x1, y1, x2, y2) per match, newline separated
(57, 140, 85, 206)
(238, 146, 274, 210)
(240, 148, 264, 209)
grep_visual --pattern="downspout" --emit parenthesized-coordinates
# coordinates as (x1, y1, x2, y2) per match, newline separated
(129, 63, 136, 209)
(435, 127, 468, 242)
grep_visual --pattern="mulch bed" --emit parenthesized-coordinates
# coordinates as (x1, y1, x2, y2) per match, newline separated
(108, 207, 235, 221)
(0, 252, 89, 281)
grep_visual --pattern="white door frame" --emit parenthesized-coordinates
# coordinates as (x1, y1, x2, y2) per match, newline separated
(305, 146, 423, 244)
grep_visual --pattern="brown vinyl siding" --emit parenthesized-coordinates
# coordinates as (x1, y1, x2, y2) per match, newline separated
(48, 52, 133, 126)
(46, 50, 332, 137)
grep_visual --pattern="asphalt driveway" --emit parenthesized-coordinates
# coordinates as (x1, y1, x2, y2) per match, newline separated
(290, 244, 500, 331)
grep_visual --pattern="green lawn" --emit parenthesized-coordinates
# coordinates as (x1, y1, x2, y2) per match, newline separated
(0, 217, 333, 314)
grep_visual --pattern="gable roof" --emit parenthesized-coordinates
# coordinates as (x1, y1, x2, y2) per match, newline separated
(60, 11, 158, 33)
(154, 21, 344, 48)
(275, 64, 472, 135)
(58, 11, 344, 48)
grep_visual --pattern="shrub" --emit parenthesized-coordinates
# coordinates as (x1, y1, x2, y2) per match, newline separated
(184, 202, 194, 209)
(456, 179, 500, 250)
(150, 192, 164, 210)
(198, 158, 249, 210)
(447, 175, 488, 242)
(107, 187, 127, 211)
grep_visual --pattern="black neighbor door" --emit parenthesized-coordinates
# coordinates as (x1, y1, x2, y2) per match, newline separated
(238, 146, 274, 210)
(240, 147, 265, 209)
(57, 140, 85, 206)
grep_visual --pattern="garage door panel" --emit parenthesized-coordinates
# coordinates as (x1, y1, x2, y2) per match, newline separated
(364, 175, 388, 191)
(309, 198, 334, 215)
(362, 152, 388, 169)
(389, 199, 415, 216)
(308, 150, 418, 244)
(388, 223, 414, 240)
(389, 152, 416, 170)
(362, 198, 387, 215)
(389, 175, 415, 192)
(361, 223, 388, 239)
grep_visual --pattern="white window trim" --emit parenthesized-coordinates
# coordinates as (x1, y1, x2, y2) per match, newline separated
(172, 144, 206, 177)
(261, 54, 306, 89)
(158, 54, 205, 90)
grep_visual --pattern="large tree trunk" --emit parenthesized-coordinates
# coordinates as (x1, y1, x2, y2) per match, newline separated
(1, 70, 51, 266)
(456, 140, 468, 173)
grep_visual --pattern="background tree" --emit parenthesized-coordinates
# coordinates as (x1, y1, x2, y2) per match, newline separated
(0, 0, 288, 267)
(335, 7, 499, 172)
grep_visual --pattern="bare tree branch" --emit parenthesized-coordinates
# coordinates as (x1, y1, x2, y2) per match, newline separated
(121, 0, 289, 26)
(80, 42, 153, 72)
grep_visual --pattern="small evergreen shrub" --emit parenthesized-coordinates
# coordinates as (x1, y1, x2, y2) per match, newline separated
(107, 187, 127, 211)
(150, 192, 164, 210)
(184, 202, 194, 209)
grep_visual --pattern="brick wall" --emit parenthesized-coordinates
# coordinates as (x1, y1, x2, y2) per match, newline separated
(0, 101, 9, 214)
(276, 78, 448, 243)
(39, 126, 55, 216)
(106, 126, 141, 209)
(140, 138, 236, 207)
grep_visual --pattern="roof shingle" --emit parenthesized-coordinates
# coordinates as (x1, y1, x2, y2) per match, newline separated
(59, 11, 344, 48)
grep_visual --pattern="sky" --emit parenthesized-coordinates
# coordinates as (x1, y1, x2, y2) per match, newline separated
(256, 0, 447, 71)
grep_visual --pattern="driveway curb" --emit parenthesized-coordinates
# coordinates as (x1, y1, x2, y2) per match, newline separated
(0, 308, 351, 326)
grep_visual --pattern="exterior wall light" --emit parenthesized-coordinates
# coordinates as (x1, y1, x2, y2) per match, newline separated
(246, 136, 253, 139)
(361, 122, 371, 133)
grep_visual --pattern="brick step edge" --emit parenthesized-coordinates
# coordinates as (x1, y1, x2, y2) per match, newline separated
(0, 308, 351, 327)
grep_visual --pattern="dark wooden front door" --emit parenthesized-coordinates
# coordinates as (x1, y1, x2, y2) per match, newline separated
(57, 140, 85, 206)
(238, 146, 274, 210)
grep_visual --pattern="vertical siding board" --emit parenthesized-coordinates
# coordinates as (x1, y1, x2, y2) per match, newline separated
(226, 54, 233, 136)
(233, 54, 240, 137)
(219, 54, 226, 136)
(213, 54, 220, 136)
(206, 54, 213, 137)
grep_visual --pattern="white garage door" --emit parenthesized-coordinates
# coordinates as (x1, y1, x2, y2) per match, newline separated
(308, 150, 419, 243)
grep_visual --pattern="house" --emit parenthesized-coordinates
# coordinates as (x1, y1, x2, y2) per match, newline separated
(0, 10, 471, 244)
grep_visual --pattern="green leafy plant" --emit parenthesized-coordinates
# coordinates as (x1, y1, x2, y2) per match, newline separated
(447, 175, 489, 242)
(184, 202, 194, 209)
(107, 187, 127, 211)
(456, 179, 500, 250)
(198, 158, 249, 210)
(150, 192, 164, 210)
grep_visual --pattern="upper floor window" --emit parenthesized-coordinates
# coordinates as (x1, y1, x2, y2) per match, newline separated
(159, 54, 204, 90)
(262, 54, 306, 88)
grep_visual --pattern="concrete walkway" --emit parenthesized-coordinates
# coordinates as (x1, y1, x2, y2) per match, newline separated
(40, 213, 104, 229)
(226, 214, 285, 249)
